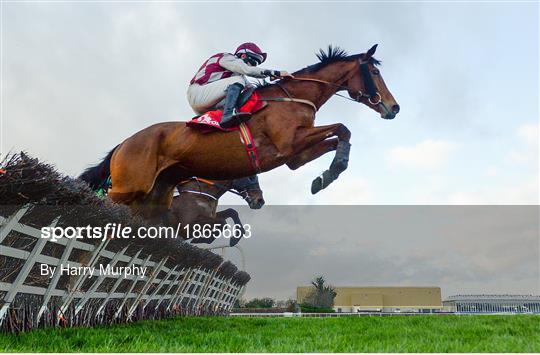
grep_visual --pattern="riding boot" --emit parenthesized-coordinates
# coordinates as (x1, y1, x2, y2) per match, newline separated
(220, 83, 252, 128)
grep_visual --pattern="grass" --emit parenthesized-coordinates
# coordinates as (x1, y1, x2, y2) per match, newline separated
(1, 315, 539, 352)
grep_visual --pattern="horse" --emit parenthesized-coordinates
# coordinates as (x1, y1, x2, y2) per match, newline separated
(171, 175, 264, 246)
(80, 44, 399, 219)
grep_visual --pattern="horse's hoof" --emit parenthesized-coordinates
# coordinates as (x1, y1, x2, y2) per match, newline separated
(311, 177, 323, 194)
(230, 236, 241, 247)
(229, 225, 245, 246)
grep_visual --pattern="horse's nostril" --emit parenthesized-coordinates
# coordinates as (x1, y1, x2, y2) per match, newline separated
(392, 104, 400, 114)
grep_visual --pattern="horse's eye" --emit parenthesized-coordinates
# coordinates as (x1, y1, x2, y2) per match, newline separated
(372, 69, 380, 75)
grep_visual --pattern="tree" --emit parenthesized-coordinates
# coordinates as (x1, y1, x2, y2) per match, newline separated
(244, 297, 275, 308)
(285, 299, 298, 312)
(304, 276, 337, 309)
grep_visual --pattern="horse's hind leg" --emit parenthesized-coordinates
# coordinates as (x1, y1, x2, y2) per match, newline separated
(133, 177, 176, 225)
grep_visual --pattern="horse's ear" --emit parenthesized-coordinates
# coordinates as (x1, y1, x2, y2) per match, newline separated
(365, 44, 378, 59)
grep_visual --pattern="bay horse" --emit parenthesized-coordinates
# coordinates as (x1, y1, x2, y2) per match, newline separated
(80, 44, 399, 219)
(171, 175, 264, 247)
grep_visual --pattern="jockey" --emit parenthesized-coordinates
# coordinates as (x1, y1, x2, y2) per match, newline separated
(187, 42, 293, 128)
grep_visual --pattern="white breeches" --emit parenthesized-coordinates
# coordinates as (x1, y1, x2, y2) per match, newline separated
(187, 76, 247, 114)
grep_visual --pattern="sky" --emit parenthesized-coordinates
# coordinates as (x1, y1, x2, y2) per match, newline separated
(1, 1, 539, 299)
(222, 205, 539, 300)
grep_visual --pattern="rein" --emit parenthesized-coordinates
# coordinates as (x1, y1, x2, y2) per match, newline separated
(288, 74, 381, 105)
(263, 97, 318, 111)
(263, 61, 382, 111)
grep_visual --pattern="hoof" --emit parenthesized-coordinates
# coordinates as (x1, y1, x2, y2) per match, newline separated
(311, 176, 323, 194)
(312, 170, 337, 194)
(230, 236, 241, 247)
(229, 225, 246, 247)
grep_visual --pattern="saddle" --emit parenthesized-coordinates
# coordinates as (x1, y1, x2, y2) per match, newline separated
(186, 90, 267, 133)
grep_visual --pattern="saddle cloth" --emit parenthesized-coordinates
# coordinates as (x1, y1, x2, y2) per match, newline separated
(186, 91, 266, 133)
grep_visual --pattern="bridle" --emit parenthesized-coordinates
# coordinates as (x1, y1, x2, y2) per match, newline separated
(266, 60, 382, 110)
(176, 177, 261, 203)
(290, 72, 381, 105)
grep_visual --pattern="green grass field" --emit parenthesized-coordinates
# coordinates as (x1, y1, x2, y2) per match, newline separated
(1, 315, 539, 352)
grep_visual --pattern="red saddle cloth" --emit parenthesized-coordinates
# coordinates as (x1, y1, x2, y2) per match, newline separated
(186, 92, 266, 133)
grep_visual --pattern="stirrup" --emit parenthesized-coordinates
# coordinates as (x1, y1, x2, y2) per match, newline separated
(220, 112, 252, 128)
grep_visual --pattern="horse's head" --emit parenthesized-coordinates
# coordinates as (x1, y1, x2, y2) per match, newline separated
(232, 175, 265, 209)
(345, 44, 400, 120)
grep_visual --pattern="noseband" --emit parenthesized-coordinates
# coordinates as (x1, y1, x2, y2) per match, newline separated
(358, 63, 381, 105)
(232, 179, 263, 204)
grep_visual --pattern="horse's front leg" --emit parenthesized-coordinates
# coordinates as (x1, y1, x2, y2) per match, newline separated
(216, 208, 245, 247)
(289, 124, 351, 194)
(187, 215, 222, 244)
(286, 138, 339, 170)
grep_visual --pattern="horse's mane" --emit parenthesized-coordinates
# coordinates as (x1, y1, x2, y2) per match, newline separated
(255, 45, 381, 89)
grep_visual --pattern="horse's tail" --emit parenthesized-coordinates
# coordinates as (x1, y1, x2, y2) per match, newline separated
(79, 145, 119, 190)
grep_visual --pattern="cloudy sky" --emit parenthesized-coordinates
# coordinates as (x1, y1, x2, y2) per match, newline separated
(2, 1, 538, 205)
(2, 2, 539, 299)
(225, 205, 539, 300)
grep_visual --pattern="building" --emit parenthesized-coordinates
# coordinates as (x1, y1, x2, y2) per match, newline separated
(443, 295, 540, 313)
(297, 286, 442, 313)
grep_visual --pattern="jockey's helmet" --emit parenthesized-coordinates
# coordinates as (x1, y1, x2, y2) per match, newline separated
(235, 42, 267, 65)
